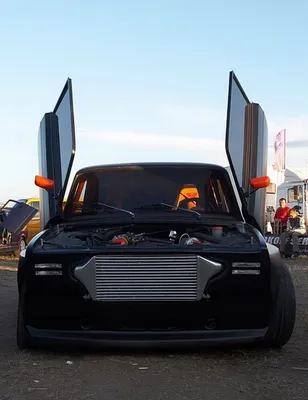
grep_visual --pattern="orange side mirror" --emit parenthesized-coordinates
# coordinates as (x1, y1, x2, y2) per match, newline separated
(34, 175, 55, 190)
(250, 176, 270, 190)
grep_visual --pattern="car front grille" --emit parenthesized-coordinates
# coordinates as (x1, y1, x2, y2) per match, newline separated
(95, 254, 198, 301)
(74, 253, 223, 303)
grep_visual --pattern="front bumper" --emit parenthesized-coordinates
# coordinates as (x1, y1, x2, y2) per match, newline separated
(20, 250, 272, 349)
(26, 326, 268, 349)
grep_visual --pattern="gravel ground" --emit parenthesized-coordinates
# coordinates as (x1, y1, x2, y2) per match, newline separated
(0, 258, 307, 400)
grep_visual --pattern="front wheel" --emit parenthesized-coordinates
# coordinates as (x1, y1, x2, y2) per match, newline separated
(265, 262, 296, 348)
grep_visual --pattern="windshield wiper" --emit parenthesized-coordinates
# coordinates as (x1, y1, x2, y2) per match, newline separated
(86, 202, 135, 219)
(135, 202, 201, 219)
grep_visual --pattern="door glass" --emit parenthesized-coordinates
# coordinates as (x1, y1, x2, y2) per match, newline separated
(288, 186, 303, 203)
(53, 79, 76, 198)
(28, 201, 39, 217)
(225, 72, 250, 188)
(32, 201, 39, 210)
(73, 180, 87, 213)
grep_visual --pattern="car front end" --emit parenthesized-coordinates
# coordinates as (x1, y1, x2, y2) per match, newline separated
(18, 217, 276, 349)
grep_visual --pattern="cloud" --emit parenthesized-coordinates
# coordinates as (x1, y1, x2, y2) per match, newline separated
(268, 139, 308, 149)
(77, 103, 226, 152)
(267, 114, 308, 166)
(267, 114, 308, 143)
(285, 140, 308, 149)
(160, 103, 225, 134)
(86, 130, 224, 151)
(69, 110, 308, 195)
(76, 103, 308, 171)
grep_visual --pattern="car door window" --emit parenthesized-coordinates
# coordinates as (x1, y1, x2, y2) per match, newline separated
(28, 201, 40, 218)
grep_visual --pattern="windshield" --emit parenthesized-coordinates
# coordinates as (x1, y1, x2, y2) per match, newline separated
(64, 165, 241, 220)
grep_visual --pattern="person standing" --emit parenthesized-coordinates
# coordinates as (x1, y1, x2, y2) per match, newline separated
(274, 198, 290, 231)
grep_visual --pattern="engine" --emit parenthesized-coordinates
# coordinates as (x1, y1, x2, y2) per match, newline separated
(34, 222, 259, 250)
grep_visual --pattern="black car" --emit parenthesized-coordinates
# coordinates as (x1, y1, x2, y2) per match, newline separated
(16, 72, 296, 350)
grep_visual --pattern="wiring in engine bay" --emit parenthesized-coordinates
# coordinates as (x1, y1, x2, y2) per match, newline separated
(36, 222, 258, 250)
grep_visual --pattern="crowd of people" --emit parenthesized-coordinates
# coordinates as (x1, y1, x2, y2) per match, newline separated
(274, 197, 306, 257)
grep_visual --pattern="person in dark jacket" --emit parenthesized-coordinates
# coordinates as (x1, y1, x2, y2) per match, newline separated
(279, 208, 306, 256)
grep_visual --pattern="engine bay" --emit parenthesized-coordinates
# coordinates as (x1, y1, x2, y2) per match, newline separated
(35, 222, 260, 250)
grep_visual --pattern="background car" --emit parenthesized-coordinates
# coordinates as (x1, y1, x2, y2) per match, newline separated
(19, 197, 40, 251)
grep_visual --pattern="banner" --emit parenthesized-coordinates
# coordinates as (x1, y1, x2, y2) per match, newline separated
(273, 129, 286, 171)
(264, 234, 308, 254)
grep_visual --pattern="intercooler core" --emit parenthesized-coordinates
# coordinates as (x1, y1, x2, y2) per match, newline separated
(74, 254, 223, 302)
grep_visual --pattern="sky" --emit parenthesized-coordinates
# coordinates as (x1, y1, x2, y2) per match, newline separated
(1, 0, 308, 202)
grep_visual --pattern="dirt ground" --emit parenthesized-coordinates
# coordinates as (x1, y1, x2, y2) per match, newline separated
(0, 257, 307, 400)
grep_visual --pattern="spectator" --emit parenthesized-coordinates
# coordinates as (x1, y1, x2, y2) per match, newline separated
(279, 208, 306, 257)
(274, 198, 290, 230)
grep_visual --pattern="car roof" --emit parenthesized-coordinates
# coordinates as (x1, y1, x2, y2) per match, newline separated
(27, 196, 39, 203)
(76, 162, 226, 175)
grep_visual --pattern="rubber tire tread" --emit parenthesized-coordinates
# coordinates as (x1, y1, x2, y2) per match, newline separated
(265, 262, 296, 348)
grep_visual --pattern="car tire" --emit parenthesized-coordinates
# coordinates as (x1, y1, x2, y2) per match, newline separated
(19, 238, 27, 251)
(16, 299, 31, 350)
(265, 262, 296, 348)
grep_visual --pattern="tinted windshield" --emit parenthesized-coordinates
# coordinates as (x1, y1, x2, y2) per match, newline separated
(64, 165, 240, 219)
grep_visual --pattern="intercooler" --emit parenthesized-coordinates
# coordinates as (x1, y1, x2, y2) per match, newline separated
(74, 254, 223, 302)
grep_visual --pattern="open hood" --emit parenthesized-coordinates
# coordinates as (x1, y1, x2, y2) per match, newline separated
(0, 200, 37, 235)
(225, 71, 268, 231)
(37, 78, 76, 230)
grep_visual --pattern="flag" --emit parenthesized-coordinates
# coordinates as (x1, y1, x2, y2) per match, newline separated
(273, 129, 286, 171)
